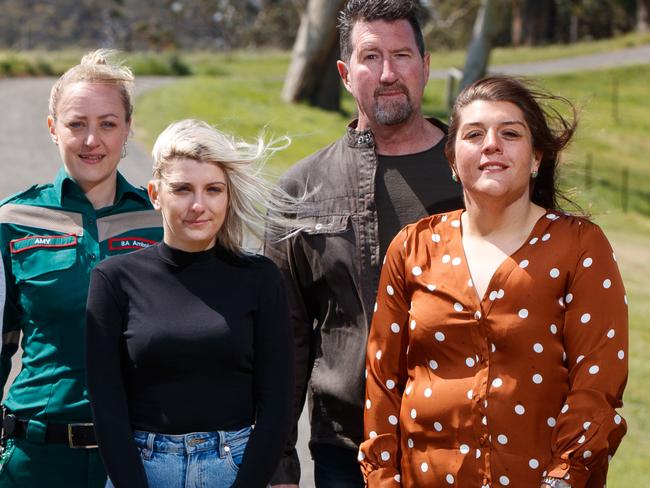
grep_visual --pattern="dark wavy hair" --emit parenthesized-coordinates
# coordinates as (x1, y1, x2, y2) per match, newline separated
(338, 0, 424, 62)
(445, 76, 579, 212)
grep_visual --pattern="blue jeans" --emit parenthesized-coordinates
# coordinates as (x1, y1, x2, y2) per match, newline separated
(312, 443, 364, 488)
(106, 426, 251, 488)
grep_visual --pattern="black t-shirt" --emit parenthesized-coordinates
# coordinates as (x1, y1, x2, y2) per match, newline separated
(375, 139, 464, 259)
(86, 242, 293, 488)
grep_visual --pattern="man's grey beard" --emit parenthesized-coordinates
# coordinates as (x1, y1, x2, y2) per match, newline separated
(374, 98, 414, 126)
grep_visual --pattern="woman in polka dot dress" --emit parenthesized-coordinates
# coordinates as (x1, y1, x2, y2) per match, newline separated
(359, 76, 627, 488)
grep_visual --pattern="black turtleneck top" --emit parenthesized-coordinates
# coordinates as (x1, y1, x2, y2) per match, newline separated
(85, 242, 293, 488)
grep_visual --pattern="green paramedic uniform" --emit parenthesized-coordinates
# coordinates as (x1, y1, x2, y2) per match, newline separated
(0, 169, 163, 487)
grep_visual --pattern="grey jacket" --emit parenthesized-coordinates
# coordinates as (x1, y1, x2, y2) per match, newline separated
(264, 118, 460, 484)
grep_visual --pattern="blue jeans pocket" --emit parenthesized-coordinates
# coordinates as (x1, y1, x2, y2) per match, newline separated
(223, 426, 251, 472)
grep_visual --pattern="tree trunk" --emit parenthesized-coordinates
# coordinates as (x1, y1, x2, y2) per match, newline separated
(281, 0, 346, 111)
(511, 0, 523, 47)
(638, 0, 649, 33)
(459, 0, 499, 92)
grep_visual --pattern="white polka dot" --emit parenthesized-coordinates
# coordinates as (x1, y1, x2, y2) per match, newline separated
(583, 257, 593, 268)
(615, 414, 622, 425)
(410, 409, 417, 419)
(515, 404, 526, 415)
(578, 435, 586, 444)
(388, 415, 398, 425)
(607, 329, 615, 339)
(454, 302, 463, 312)
(412, 266, 422, 276)
(489, 290, 498, 300)
(421, 462, 429, 473)
(558, 297, 565, 307)
(466, 357, 476, 368)
(583, 421, 592, 430)
(429, 360, 439, 370)
(624, 295, 628, 305)
(357, 450, 365, 461)
(390, 323, 401, 334)
(547, 213, 558, 220)
(434, 422, 443, 432)
(500, 475, 510, 486)
(492, 378, 503, 388)
(394, 474, 401, 483)
(519, 259, 529, 268)
(550, 324, 558, 334)
(491, 343, 496, 353)
(497, 434, 508, 445)
(432, 233, 441, 243)
(482, 416, 487, 426)
(365, 369, 368, 379)
(424, 387, 432, 398)
(542, 233, 551, 241)
(476, 449, 481, 459)
(532, 373, 543, 384)
(603, 279, 612, 289)
(547, 417, 557, 427)
(561, 404, 569, 414)
(408, 438, 414, 448)
(460, 444, 470, 454)
(386, 285, 394, 295)
(467, 389, 473, 400)
(529, 459, 540, 469)
(374, 302, 378, 312)
(565, 293, 574, 304)
(375, 350, 382, 360)
(589, 365, 600, 375)
(474, 311, 482, 320)
(533, 343, 544, 353)
(580, 313, 591, 324)
(435, 331, 445, 342)
(386, 379, 396, 389)
(405, 384, 413, 395)
(550, 268, 560, 278)
(442, 254, 451, 264)
(530, 237, 539, 245)
(584, 450, 592, 459)
(381, 451, 390, 461)
(452, 257, 462, 266)
(427, 284, 436, 291)
(366, 399, 371, 409)
(446, 474, 454, 484)
(576, 355, 585, 363)
(441, 215, 448, 222)
(409, 320, 416, 330)
(369, 431, 377, 438)
(497, 289, 505, 299)
(451, 219, 461, 228)
(519, 309, 529, 318)
(618, 350, 625, 360)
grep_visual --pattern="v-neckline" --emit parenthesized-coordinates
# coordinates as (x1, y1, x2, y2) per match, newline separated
(454, 210, 553, 314)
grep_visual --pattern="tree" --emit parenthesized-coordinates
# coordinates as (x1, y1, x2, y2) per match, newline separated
(638, 0, 650, 32)
(281, 0, 346, 111)
(459, 0, 501, 91)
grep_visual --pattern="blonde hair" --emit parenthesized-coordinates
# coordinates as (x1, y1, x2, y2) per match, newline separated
(49, 49, 134, 120)
(152, 119, 307, 254)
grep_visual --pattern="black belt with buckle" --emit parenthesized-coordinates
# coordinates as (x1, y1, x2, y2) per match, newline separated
(2, 413, 98, 449)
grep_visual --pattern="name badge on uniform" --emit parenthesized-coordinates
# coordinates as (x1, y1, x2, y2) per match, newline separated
(108, 237, 157, 251)
(10, 234, 77, 254)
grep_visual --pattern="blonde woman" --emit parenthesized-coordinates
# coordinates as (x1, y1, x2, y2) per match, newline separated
(0, 51, 163, 487)
(86, 120, 297, 488)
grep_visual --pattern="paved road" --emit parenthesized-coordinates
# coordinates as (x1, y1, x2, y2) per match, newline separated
(1, 44, 648, 487)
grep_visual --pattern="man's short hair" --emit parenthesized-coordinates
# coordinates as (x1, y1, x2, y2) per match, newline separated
(338, 0, 425, 62)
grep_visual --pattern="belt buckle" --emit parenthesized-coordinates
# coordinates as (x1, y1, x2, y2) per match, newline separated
(67, 423, 97, 449)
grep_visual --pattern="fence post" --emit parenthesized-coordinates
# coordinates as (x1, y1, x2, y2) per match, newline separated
(621, 167, 629, 213)
(445, 67, 463, 113)
(585, 153, 593, 190)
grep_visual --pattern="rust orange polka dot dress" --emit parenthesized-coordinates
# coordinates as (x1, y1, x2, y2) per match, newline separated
(360, 209, 628, 488)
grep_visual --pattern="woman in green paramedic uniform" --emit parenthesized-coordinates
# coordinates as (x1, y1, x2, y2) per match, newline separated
(0, 50, 163, 487)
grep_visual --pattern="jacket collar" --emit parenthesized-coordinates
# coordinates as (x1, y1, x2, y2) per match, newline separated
(54, 167, 149, 207)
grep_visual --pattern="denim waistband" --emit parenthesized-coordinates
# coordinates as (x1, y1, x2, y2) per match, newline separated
(133, 426, 252, 456)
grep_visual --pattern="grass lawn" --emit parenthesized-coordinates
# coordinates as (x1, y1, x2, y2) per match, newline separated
(132, 49, 649, 486)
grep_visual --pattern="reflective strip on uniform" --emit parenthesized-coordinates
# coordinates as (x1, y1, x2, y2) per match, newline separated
(0, 252, 5, 348)
(0, 204, 84, 236)
(97, 210, 162, 242)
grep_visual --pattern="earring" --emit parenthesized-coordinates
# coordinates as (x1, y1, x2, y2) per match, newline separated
(451, 172, 459, 183)
(531, 170, 538, 179)
(121, 143, 127, 159)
